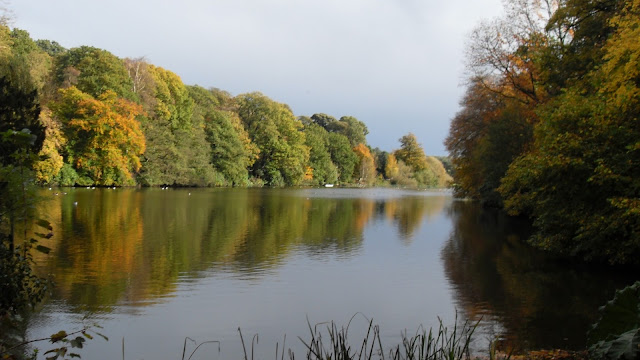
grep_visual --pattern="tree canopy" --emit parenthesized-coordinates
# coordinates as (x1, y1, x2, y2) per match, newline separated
(447, 0, 640, 265)
(0, 23, 451, 190)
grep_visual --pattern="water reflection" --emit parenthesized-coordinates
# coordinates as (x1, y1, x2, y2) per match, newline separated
(23, 189, 638, 359)
(35, 188, 448, 312)
(441, 201, 636, 351)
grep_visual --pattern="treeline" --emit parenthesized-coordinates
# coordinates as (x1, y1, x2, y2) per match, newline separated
(446, 0, 639, 265)
(0, 24, 450, 188)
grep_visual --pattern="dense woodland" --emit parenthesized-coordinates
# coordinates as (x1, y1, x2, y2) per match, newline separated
(446, 0, 640, 265)
(0, 23, 450, 190)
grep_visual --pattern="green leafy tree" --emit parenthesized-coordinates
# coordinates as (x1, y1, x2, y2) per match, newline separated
(371, 147, 388, 179)
(337, 116, 368, 146)
(8, 28, 52, 93)
(310, 113, 338, 130)
(326, 132, 357, 183)
(236, 92, 309, 186)
(149, 65, 193, 130)
(0, 77, 44, 164)
(303, 122, 338, 185)
(394, 133, 428, 172)
(55, 46, 136, 101)
(188, 85, 257, 186)
(310, 114, 369, 146)
(35, 39, 67, 57)
(138, 67, 215, 186)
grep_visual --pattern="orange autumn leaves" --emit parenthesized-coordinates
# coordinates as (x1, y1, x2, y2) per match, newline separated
(51, 86, 146, 185)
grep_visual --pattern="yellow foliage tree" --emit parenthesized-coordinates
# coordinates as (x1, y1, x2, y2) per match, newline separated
(385, 153, 399, 180)
(33, 108, 65, 184)
(52, 87, 146, 185)
(352, 143, 376, 185)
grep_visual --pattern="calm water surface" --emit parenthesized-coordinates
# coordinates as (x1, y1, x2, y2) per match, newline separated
(23, 187, 633, 359)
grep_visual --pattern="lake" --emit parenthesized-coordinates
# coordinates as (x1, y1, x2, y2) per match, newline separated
(21, 187, 633, 359)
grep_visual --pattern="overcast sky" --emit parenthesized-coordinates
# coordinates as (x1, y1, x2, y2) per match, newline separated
(10, 0, 504, 155)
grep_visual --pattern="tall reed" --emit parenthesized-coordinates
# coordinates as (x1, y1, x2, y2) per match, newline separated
(294, 313, 479, 360)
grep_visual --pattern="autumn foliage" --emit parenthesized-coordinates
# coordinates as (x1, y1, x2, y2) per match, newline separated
(0, 22, 451, 190)
(447, 0, 640, 265)
(52, 87, 145, 185)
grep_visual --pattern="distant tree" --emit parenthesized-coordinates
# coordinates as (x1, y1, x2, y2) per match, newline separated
(189, 85, 258, 186)
(394, 133, 428, 172)
(8, 28, 52, 95)
(352, 143, 376, 185)
(33, 108, 65, 184)
(236, 92, 309, 186)
(371, 147, 388, 178)
(303, 122, 338, 185)
(385, 153, 399, 180)
(435, 156, 453, 176)
(415, 157, 453, 188)
(310, 113, 338, 130)
(149, 65, 193, 130)
(338, 116, 368, 146)
(394, 160, 418, 187)
(52, 87, 145, 185)
(55, 46, 136, 101)
(35, 39, 66, 57)
(326, 132, 358, 183)
(138, 66, 215, 186)
(123, 57, 155, 107)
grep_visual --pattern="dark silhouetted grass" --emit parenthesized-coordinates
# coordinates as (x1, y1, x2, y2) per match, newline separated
(291, 313, 479, 360)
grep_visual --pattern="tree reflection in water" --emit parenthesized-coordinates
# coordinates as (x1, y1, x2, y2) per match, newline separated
(441, 201, 635, 352)
(33, 188, 448, 313)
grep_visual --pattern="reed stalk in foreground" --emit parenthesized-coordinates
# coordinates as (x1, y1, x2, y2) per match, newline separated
(293, 313, 479, 360)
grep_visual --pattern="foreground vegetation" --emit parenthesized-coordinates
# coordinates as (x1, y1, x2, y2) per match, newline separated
(446, 0, 640, 266)
(6, 296, 638, 360)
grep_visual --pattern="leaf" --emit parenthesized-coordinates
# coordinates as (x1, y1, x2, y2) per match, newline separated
(70, 354, 81, 358)
(36, 219, 53, 230)
(82, 331, 93, 340)
(50, 331, 68, 343)
(70, 336, 85, 349)
(588, 281, 640, 360)
(589, 281, 640, 344)
(590, 328, 640, 360)
(36, 245, 51, 254)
